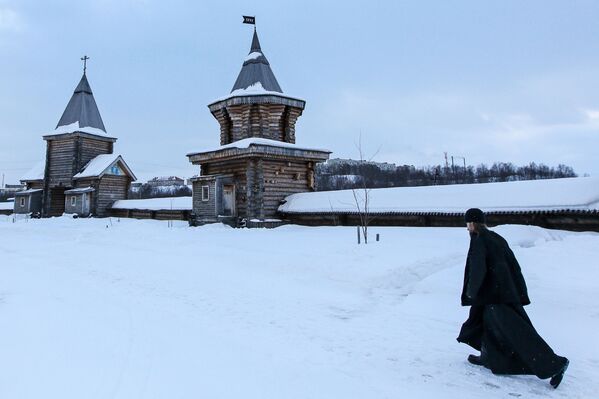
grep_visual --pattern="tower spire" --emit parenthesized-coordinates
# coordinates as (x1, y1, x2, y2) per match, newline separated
(230, 27, 282, 93)
(56, 61, 106, 132)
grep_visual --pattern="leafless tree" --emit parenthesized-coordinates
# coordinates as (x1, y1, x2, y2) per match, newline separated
(352, 133, 379, 244)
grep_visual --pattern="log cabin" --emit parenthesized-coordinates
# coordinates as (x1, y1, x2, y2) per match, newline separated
(187, 28, 330, 226)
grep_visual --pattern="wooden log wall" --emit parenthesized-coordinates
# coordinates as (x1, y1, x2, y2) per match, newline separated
(213, 104, 303, 145)
(79, 137, 112, 171)
(259, 159, 313, 219)
(48, 188, 66, 216)
(283, 107, 301, 144)
(192, 179, 216, 219)
(96, 175, 130, 217)
(46, 138, 76, 186)
(27, 181, 44, 190)
(202, 159, 248, 219)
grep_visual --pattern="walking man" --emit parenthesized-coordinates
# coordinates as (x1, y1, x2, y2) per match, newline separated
(457, 208, 569, 388)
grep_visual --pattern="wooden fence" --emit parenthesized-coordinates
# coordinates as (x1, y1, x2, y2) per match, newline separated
(279, 210, 599, 232)
(108, 208, 191, 221)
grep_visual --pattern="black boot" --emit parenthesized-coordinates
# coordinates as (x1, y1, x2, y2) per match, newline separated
(468, 354, 484, 366)
(550, 359, 569, 389)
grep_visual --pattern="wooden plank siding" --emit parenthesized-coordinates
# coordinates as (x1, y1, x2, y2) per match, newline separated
(281, 211, 599, 232)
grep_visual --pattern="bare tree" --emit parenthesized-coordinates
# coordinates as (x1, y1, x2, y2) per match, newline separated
(352, 133, 379, 244)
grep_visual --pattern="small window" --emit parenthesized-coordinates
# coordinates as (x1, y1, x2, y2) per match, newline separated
(71, 196, 76, 206)
(19, 197, 25, 207)
(201, 185, 210, 201)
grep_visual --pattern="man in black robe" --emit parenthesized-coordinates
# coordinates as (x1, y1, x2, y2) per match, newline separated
(457, 208, 569, 389)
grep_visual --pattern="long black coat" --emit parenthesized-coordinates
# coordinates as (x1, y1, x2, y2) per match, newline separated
(461, 228, 530, 307)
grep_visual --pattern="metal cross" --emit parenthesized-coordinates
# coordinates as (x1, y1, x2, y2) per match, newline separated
(81, 55, 90, 74)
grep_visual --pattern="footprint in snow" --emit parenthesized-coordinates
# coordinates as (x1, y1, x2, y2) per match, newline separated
(483, 381, 501, 389)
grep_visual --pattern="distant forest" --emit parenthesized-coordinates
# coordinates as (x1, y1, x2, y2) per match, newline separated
(315, 159, 577, 191)
(128, 184, 191, 199)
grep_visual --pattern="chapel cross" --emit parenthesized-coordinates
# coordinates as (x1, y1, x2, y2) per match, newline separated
(81, 55, 90, 74)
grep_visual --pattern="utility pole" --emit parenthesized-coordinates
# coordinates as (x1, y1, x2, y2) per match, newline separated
(451, 156, 455, 183)
(454, 156, 466, 183)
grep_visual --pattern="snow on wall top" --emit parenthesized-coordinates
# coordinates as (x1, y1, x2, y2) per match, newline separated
(44, 121, 111, 138)
(279, 177, 599, 214)
(187, 137, 331, 156)
(20, 161, 45, 181)
(111, 197, 192, 211)
(211, 84, 305, 104)
(0, 202, 14, 210)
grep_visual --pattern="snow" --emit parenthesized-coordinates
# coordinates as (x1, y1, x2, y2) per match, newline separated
(44, 121, 110, 137)
(211, 83, 305, 104)
(0, 218, 597, 398)
(111, 196, 192, 210)
(73, 154, 134, 179)
(280, 177, 599, 214)
(14, 188, 42, 194)
(20, 161, 45, 181)
(188, 137, 331, 156)
(244, 51, 263, 61)
(0, 202, 12, 210)
(64, 187, 94, 194)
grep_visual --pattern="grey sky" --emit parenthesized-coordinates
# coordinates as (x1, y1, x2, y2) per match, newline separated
(1, 0, 599, 184)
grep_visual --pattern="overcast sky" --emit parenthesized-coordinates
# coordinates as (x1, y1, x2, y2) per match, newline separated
(1, 0, 599, 184)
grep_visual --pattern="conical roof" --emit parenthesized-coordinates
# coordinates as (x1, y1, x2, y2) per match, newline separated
(230, 28, 283, 94)
(56, 73, 106, 132)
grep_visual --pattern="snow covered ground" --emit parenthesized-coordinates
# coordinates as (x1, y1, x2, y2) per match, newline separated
(0, 216, 597, 399)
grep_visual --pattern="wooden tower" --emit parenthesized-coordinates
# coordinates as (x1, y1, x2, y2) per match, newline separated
(187, 28, 330, 226)
(17, 59, 137, 218)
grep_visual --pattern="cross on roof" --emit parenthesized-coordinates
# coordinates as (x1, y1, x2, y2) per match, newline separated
(81, 55, 89, 74)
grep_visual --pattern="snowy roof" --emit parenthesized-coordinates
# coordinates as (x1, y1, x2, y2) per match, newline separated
(279, 177, 599, 214)
(187, 137, 331, 157)
(111, 197, 192, 211)
(74, 154, 136, 180)
(56, 73, 106, 132)
(65, 187, 95, 194)
(230, 29, 282, 94)
(14, 188, 42, 195)
(44, 121, 115, 139)
(20, 161, 45, 182)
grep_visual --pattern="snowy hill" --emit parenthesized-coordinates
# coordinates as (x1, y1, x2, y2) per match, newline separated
(0, 217, 598, 398)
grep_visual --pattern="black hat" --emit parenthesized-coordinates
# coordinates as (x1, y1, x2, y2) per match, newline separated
(465, 208, 486, 223)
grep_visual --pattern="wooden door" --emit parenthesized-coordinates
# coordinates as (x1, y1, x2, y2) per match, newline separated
(222, 184, 235, 216)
